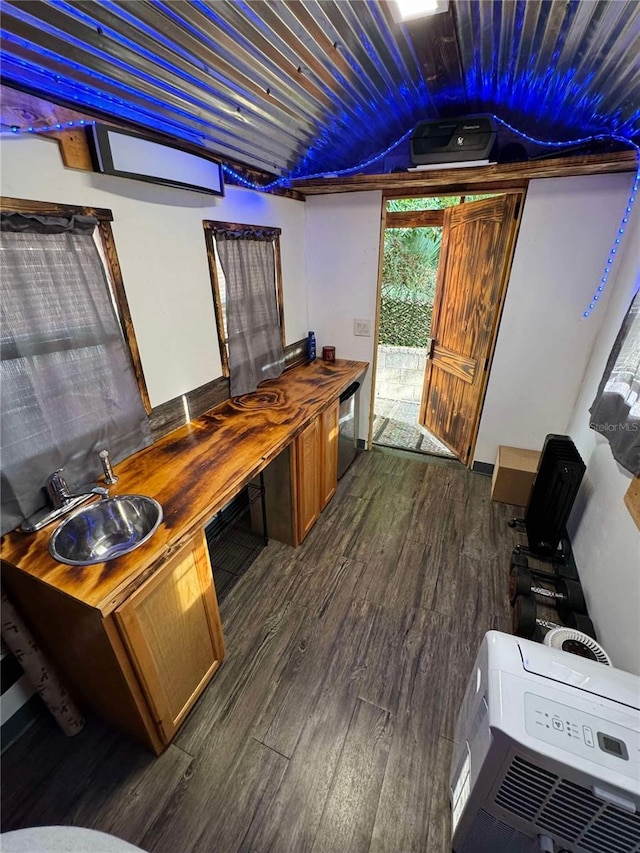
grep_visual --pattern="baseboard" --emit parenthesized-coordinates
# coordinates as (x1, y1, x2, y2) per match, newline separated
(356, 439, 367, 449)
(472, 461, 494, 476)
(1, 693, 44, 754)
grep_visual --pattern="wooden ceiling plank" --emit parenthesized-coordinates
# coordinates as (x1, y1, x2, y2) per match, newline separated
(123, 0, 325, 129)
(173, 0, 333, 112)
(245, 1, 354, 103)
(287, 0, 359, 82)
(72, 0, 316, 136)
(404, 8, 466, 115)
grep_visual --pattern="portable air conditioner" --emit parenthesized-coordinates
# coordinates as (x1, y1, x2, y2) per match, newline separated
(451, 631, 640, 853)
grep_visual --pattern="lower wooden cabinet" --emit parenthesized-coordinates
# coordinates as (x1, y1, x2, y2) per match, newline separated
(320, 399, 339, 509)
(294, 416, 321, 543)
(259, 399, 340, 546)
(2, 529, 225, 754)
(115, 530, 225, 743)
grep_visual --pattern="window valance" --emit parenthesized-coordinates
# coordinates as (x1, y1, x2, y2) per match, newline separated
(205, 222, 280, 242)
(1, 212, 98, 235)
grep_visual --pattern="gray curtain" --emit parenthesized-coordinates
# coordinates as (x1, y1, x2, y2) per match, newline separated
(1, 212, 152, 535)
(589, 290, 640, 475)
(214, 228, 285, 397)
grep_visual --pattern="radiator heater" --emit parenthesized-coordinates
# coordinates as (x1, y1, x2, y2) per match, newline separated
(524, 435, 586, 557)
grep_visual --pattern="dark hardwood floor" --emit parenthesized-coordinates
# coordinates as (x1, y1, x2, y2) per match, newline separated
(2, 448, 520, 852)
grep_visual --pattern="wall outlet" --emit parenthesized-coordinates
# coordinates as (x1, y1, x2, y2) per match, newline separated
(354, 318, 371, 337)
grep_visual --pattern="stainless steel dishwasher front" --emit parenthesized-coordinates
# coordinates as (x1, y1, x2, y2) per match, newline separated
(337, 381, 360, 478)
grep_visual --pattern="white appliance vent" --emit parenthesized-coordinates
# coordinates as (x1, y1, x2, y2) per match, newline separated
(495, 755, 557, 820)
(458, 808, 538, 853)
(495, 757, 640, 853)
(537, 779, 604, 844)
(578, 798, 640, 853)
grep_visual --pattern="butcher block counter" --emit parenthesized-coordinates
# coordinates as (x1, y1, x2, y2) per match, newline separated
(1, 358, 368, 752)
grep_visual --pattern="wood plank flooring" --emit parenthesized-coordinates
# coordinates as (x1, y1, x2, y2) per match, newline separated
(1, 448, 521, 852)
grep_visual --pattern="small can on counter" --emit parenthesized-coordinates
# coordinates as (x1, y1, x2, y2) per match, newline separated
(322, 346, 336, 363)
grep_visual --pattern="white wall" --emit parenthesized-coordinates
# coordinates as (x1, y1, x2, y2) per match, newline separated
(0, 134, 307, 407)
(566, 202, 640, 674)
(474, 172, 635, 464)
(305, 191, 383, 440)
(303, 175, 635, 454)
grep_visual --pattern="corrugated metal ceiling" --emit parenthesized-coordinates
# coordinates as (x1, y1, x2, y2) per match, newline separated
(1, 0, 638, 178)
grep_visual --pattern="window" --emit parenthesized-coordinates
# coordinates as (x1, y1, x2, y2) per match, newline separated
(0, 200, 152, 535)
(589, 290, 640, 475)
(203, 220, 285, 396)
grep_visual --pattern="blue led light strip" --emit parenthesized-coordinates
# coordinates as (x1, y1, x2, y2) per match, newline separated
(488, 118, 640, 318)
(3, 118, 95, 134)
(221, 118, 638, 318)
(581, 157, 639, 318)
(221, 127, 415, 192)
(4, 112, 636, 318)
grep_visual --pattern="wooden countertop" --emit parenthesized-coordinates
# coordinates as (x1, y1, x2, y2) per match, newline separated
(1, 359, 368, 616)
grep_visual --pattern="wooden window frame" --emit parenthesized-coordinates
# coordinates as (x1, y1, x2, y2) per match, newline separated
(384, 192, 510, 228)
(202, 220, 286, 379)
(382, 182, 527, 204)
(385, 210, 445, 228)
(0, 196, 151, 413)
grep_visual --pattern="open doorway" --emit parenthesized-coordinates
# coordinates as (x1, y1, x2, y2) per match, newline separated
(371, 191, 523, 464)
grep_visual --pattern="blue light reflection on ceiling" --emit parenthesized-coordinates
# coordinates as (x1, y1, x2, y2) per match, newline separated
(1, 45, 211, 141)
(457, 0, 639, 145)
(2, 2, 290, 148)
(49, 0, 266, 122)
(0, 0, 638, 178)
(464, 66, 640, 144)
(3, 101, 636, 321)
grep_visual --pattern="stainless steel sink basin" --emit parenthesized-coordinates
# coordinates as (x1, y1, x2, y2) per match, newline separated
(49, 494, 163, 566)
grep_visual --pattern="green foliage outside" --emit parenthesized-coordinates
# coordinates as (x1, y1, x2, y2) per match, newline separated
(380, 195, 500, 347)
(380, 218, 442, 347)
(386, 196, 461, 212)
(385, 194, 497, 212)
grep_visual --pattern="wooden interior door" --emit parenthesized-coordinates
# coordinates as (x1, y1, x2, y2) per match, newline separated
(419, 194, 521, 463)
(115, 530, 225, 744)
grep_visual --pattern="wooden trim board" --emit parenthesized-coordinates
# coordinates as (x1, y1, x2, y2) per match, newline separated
(1, 196, 113, 221)
(293, 151, 637, 195)
(97, 219, 151, 413)
(624, 477, 640, 531)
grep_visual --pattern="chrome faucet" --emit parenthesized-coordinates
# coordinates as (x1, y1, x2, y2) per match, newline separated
(21, 468, 110, 533)
(45, 469, 109, 508)
(98, 449, 118, 485)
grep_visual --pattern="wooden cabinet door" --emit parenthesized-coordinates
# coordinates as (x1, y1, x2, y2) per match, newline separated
(115, 530, 225, 744)
(294, 416, 321, 544)
(419, 194, 521, 463)
(320, 400, 339, 510)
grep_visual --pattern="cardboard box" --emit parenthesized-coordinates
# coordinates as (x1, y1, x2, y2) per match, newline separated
(491, 445, 541, 507)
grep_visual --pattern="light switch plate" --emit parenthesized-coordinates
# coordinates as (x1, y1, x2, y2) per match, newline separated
(354, 318, 371, 337)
